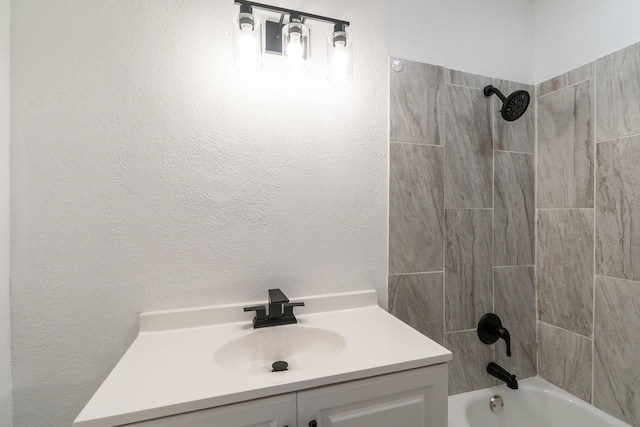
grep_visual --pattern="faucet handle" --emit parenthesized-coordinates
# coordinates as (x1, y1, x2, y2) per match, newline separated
(243, 305, 267, 321)
(268, 288, 289, 304)
(478, 313, 512, 357)
(283, 301, 305, 317)
(498, 327, 512, 357)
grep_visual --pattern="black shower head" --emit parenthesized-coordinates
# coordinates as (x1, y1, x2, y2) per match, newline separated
(483, 85, 530, 121)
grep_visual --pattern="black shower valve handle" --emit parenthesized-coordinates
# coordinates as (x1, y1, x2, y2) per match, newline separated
(495, 325, 512, 357)
(478, 313, 512, 357)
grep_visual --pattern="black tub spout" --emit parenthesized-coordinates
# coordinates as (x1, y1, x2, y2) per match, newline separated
(487, 362, 518, 390)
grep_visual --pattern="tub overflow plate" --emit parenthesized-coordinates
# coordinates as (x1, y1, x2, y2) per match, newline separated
(490, 395, 504, 413)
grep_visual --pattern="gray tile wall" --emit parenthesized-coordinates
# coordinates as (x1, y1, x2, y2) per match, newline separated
(494, 266, 536, 379)
(389, 143, 444, 274)
(444, 85, 493, 208)
(537, 79, 595, 208)
(537, 209, 594, 337)
(445, 209, 492, 332)
(536, 41, 640, 426)
(389, 58, 536, 395)
(494, 151, 535, 266)
(538, 322, 593, 402)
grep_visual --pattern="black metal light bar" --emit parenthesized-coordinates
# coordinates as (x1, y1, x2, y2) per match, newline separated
(234, 0, 350, 28)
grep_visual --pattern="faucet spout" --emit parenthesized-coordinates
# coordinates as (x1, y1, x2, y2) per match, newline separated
(243, 288, 305, 328)
(487, 362, 518, 390)
(268, 288, 289, 319)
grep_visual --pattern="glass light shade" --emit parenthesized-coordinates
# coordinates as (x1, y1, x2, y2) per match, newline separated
(282, 20, 310, 77)
(233, 11, 262, 71)
(328, 31, 352, 83)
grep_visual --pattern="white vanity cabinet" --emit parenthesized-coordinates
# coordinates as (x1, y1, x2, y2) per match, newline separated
(298, 363, 447, 427)
(124, 364, 447, 427)
(124, 393, 296, 427)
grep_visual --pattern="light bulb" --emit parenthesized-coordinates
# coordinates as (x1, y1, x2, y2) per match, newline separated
(331, 41, 349, 79)
(286, 33, 303, 64)
(237, 25, 257, 67)
(327, 29, 352, 83)
(282, 19, 309, 77)
(233, 8, 262, 71)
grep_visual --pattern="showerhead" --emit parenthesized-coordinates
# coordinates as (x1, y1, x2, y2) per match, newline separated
(484, 85, 530, 122)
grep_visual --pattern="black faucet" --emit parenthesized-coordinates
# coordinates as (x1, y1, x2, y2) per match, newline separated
(243, 288, 305, 329)
(487, 362, 518, 390)
(477, 313, 512, 357)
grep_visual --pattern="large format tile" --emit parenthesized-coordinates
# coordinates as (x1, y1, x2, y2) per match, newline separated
(537, 209, 594, 337)
(493, 79, 535, 153)
(538, 322, 593, 403)
(537, 62, 595, 97)
(494, 151, 535, 266)
(494, 266, 536, 380)
(446, 330, 495, 395)
(537, 79, 595, 208)
(390, 58, 444, 145)
(597, 42, 640, 142)
(596, 137, 640, 281)
(388, 272, 444, 345)
(444, 68, 492, 90)
(444, 85, 493, 208)
(594, 276, 640, 426)
(389, 143, 444, 274)
(445, 209, 493, 332)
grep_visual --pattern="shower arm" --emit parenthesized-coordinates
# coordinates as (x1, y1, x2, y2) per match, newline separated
(483, 85, 507, 102)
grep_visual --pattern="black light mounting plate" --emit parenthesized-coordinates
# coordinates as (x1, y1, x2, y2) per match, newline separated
(265, 21, 283, 55)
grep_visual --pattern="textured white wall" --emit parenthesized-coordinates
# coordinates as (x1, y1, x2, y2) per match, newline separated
(535, 0, 640, 83)
(0, 0, 12, 424)
(10, 0, 533, 425)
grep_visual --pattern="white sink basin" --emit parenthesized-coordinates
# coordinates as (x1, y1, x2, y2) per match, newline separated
(213, 324, 346, 374)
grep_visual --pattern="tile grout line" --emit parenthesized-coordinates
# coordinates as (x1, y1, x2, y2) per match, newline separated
(595, 131, 640, 145)
(595, 273, 640, 285)
(494, 149, 535, 156)
(493, 264, 536, 269)
(591, 59, 597, 406)
(491, 80, 496, 316)
(536, 207, 595, 211)
(388, 271, 444, 277)
(442, 67, 447, 344)
(537, 75, 595, 99)
(538, 320, 594, 342)
(444, 82, 485, 91)
(390, 140, 443, 148)
(387, 60, 391, 310)
(444, 328, 478, 335)
(445, 207, 492, 211)
(534, 80, 540, 378)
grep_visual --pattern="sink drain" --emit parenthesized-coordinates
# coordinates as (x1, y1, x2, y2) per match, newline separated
(272, 360, 288, 372)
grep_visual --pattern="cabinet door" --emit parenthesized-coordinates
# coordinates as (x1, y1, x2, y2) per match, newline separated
(124, 393, 296, 427)
(297, 364, 448, 427)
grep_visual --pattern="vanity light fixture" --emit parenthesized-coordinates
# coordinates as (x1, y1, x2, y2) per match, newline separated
(232, 0, 351, 81)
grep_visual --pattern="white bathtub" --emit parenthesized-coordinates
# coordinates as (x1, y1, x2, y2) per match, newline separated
(448, 377, 631, 427)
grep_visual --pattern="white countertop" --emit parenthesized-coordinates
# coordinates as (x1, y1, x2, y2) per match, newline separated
(74, 290, 452, 426)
